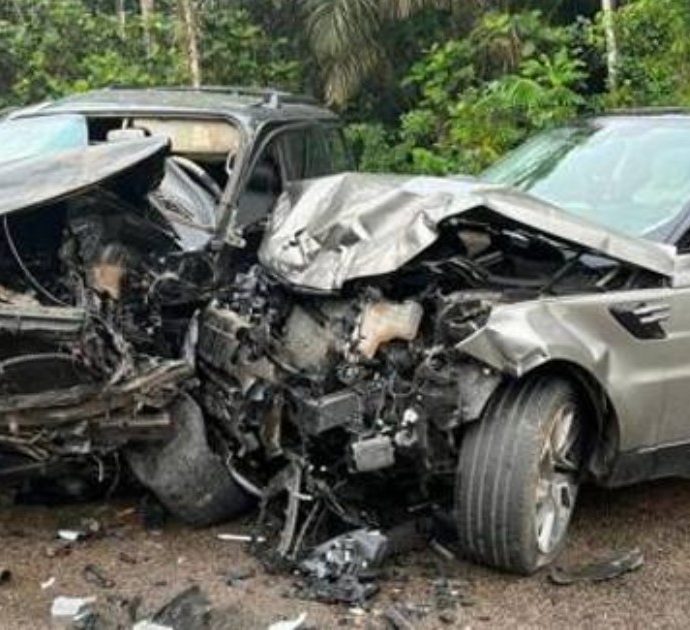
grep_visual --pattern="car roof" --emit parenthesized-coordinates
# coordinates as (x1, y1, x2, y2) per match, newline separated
(13, 87, 340, 127)
(590, 108, 690, 126)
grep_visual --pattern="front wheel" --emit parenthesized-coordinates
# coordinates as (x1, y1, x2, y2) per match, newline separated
(125, 394, 255, 526)
(455, 376, 586, 574)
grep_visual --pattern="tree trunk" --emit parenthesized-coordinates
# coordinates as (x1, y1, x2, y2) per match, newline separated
(116, 0, 126, 38)
(178, 0, 202, 88)
(602, 0, 620, 91)
(140, 0, 155, 57)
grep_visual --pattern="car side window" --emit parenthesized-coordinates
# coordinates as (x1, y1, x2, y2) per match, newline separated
(278, 125, 351, 182)
(233, 124, 352, 229)
(322, 126, 353, 173)
(279, 129, 309, 181)
(234, 141, 283, 228)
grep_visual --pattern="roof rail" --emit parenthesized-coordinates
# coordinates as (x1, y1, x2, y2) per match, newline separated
(605, 106, 690, 116)
(106, 85, 320, 108)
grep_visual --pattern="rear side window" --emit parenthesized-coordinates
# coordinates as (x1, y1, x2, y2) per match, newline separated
(322, 127, 352, 173)
(278, 125, 351, 182)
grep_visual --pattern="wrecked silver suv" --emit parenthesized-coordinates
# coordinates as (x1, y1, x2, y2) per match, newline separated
(189, 112, 690, 576)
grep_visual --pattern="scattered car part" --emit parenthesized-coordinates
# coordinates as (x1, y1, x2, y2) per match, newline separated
(299, 529, 388, 604)
(50, 596, 97, 623)
(548, 548, 644, 585)
(82, 564, 115, 589)
(268, 612, 308, 630)
(217, 533, 267, 543)
(151, 586, 211, 630)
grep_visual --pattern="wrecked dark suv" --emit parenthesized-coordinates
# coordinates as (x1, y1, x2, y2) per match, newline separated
(0, 87, 349, 514)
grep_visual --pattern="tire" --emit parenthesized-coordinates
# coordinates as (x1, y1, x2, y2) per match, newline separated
(455, 376, 586, 574)
(125, 394, 255, 526)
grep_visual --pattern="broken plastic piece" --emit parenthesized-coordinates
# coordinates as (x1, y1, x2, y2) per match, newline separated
(57, 529, 85, 542)
(50, 596, 96, 620)
(41, 576, 56, 590)
(268, 612, 308, 630)
(548, 548, 644, 585)
(132, 622, 173, 630)
(217, 533, 266, 543)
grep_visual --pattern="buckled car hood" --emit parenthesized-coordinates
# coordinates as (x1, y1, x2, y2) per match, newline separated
(0, 137, 169, 217)
(259, 173, 676, 292)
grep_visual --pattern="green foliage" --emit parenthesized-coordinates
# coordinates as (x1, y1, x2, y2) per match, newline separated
(602, 0, 690, 106)
(201, 8, 303, 92)
(348, 10, 590, 175)
(2, 0, 690, 180)
(0, 0, 303, 110)
(0, 0, 184, 109)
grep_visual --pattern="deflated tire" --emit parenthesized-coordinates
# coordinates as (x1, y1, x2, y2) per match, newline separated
(125, 394, 254, 526)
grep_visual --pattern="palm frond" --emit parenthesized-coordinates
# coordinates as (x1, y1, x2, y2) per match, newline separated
(303, 0, 384, 103)
(383, 0, 452, 20)
(303, 0, 462, 104)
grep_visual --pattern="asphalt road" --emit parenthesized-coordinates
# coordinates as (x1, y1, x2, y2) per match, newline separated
(1, 478, 690, 629)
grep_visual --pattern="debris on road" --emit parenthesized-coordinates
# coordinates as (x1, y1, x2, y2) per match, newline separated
(118, 551, 138, 565)
(82, 563, 115, 589)
(151, 586, 212, 630)
(268, 612, 308, 630)
(0, 566, 11, 585)
(41, 576, 56, 590)
(549, 548, 645, 585)
(298, 528, 388, 604)
(132, 622, 173, 630)
(50, 596, 96, 623)
(217, 532, 267, 544)
(223, 567, 255, 587)
(57, 529, 86, 543)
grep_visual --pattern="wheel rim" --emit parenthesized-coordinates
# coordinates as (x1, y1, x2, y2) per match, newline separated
(534, 402, 581, 556)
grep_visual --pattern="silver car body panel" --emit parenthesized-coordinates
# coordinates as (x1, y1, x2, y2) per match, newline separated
(455, 287, 684, 454)
(259, 172, 690, 477)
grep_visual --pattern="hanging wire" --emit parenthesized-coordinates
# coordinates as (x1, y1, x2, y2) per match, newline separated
(2, 215, 68, 307)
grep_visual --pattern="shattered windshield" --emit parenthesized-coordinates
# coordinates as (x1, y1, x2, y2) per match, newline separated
(0, 114, 88, 164)
(481, 118, 690, 238)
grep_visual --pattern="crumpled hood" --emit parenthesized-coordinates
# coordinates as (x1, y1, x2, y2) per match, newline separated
(0, 137, 169, 217)
(259, 173, 676, 292)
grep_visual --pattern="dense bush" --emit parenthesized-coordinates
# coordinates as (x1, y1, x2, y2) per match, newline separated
(0, 1, 184, 108)
(1, 0, 689, 176)
(348, 10, 592, 174)
(0, 1, 303, 110)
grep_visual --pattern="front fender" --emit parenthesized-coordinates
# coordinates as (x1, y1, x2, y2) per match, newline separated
(456, 290, 670, 452)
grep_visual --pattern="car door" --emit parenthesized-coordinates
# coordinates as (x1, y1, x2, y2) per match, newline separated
(656, 253, 690, 450)
(232, 123, 350, 231)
